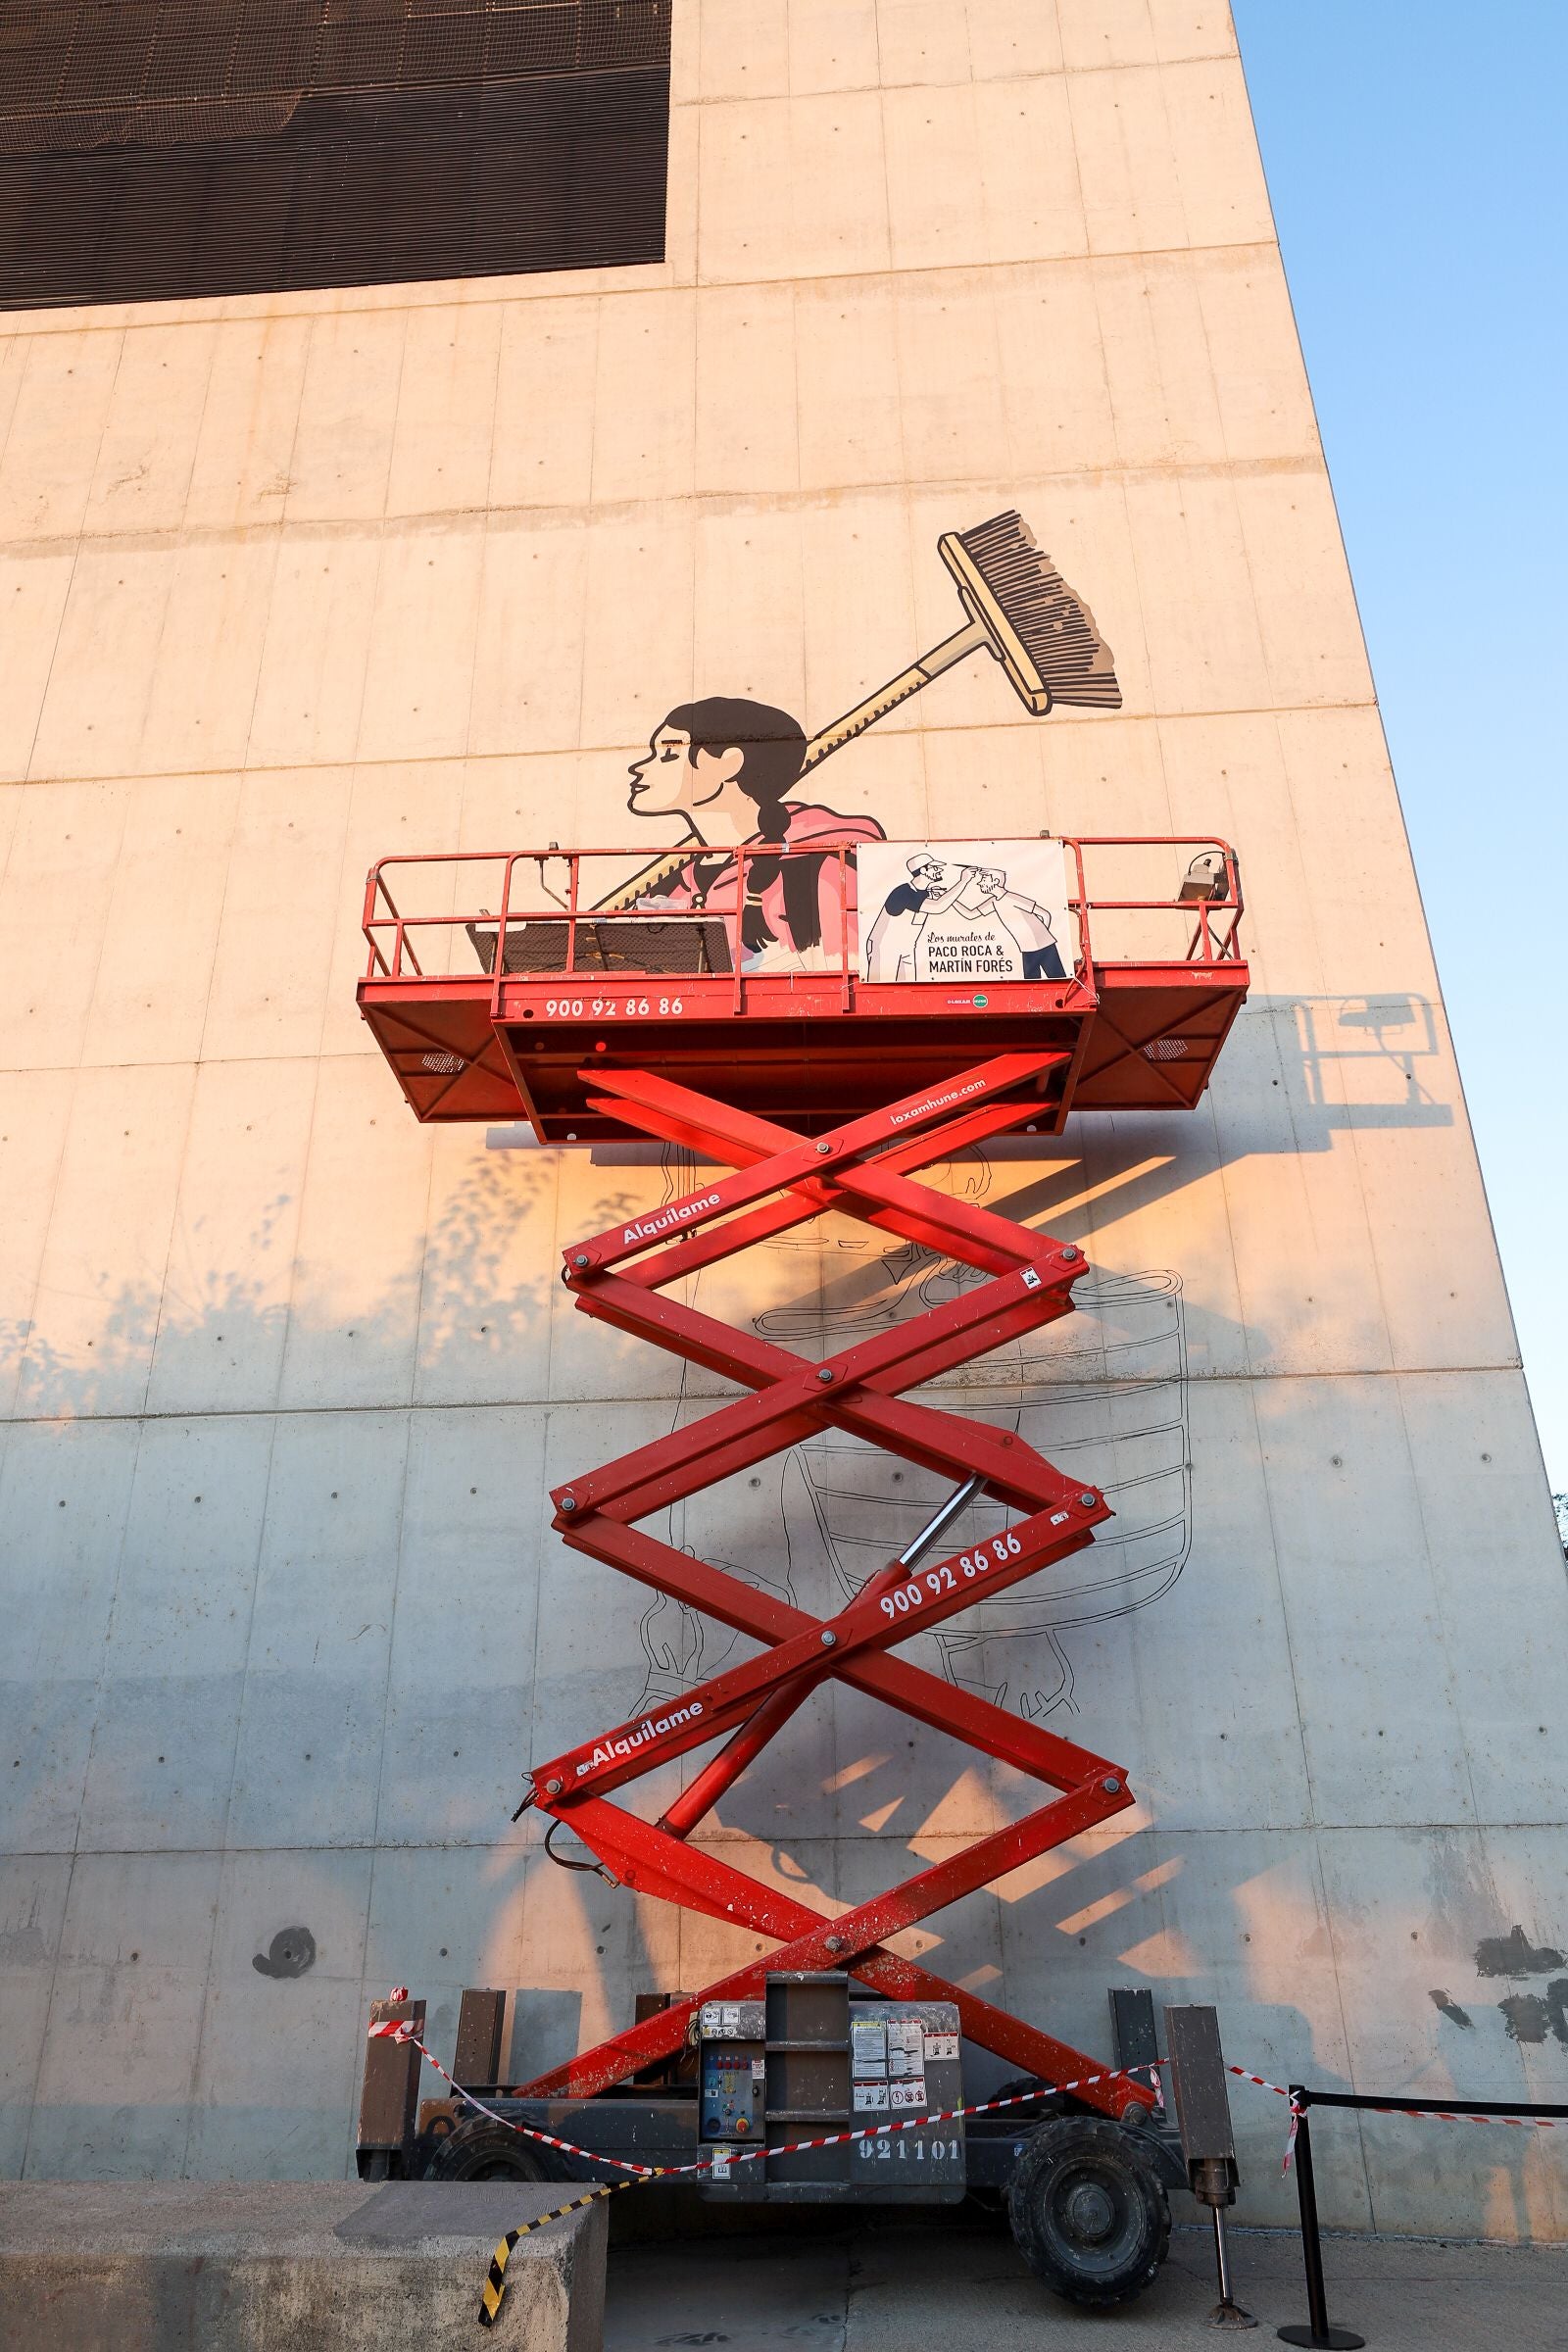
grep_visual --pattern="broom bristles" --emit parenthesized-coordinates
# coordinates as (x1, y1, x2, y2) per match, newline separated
(956, 511, 1122, 710)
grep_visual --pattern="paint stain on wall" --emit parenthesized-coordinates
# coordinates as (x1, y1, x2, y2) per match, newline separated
(1427, 1988, 1474, 2028)
(1473, 1925, 1565, 1978)
(1498, 1994, 1546, 2044)
(0, 1900, 50, 1969)
(1498, 1981, 1568, 2047)
(253, 1926, 317, 1980)
(1550, 1981, 1568, 2046)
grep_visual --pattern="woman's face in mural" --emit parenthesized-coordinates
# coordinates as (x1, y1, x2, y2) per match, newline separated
(627, 722, 744, 820)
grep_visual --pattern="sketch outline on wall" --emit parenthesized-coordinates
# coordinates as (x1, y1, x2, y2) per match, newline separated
(632, 1148, 1190, 1737)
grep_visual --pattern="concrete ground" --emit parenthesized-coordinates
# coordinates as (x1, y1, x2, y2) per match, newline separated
(604, 2214, 1568, 2351)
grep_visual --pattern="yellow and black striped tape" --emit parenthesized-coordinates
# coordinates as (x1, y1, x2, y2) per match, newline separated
(477, 2173, 661, 2328)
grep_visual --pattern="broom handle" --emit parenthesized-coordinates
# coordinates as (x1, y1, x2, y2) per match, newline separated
(591, 616, 989, 909)
(800, 614, 989, 772)
(590, 846, 701, 911)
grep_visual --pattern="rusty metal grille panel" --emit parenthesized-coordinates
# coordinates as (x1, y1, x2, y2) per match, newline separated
(0, 0, 669, 307)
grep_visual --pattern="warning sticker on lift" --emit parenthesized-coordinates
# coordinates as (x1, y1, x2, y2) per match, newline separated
(888, 2020, 924, 2078)
(852, 2018, 888, 2080)
(925, 2034, 959, 2064)
(854, 2081, 891, 2112)
(710, 2146, 733, 2180)
(887, 2019, 926, 2110)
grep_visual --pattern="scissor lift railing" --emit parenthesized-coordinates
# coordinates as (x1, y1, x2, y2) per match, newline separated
(356, 834, 1248, 2124)
(356, 837, 1246, 1137)
(361, 838, 1244, 989)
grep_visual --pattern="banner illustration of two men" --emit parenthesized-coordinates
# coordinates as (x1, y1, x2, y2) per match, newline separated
(860, 842, 1069, 984)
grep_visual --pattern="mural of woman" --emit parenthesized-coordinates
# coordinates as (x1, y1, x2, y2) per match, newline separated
(625, 695, 885, 969)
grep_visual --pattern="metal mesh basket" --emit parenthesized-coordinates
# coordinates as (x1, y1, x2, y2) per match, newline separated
(466, 917, 734, 978)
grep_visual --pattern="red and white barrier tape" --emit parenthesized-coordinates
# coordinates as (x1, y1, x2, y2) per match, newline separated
(1330, 2103, 1562, 2129)
(369, 2002, 1161, 2180)
(370, 2003, 1563, 2188)
(1220, 2062, 1568, 2170)
(370, 2001, 1568, 2328)
(1219, 2063, 1300, 2168)
(1227, 2064, 1293, 2099)
(1226, 2060, 1568, 2132)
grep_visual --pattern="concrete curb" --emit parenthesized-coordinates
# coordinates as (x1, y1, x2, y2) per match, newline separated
(0, 2180, 607, 2351)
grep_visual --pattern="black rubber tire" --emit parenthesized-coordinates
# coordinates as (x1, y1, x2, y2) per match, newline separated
(424, 2117, 550, 2183)
(1006, 2115, 1170, 2308)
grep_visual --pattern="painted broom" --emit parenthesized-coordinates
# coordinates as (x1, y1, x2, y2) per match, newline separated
(804, 508, 1121, 766)
(595, 511, 1120, 908)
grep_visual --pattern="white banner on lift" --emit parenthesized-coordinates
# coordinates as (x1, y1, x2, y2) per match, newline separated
(858, 840, 1072, 986)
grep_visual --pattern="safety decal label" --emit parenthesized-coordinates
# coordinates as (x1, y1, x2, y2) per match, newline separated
(854, 2082, 891, 2113)
(852, 2017, 889, 2079)
(888, 2019, 924, 2077)
(925, 2034, 959, 2064)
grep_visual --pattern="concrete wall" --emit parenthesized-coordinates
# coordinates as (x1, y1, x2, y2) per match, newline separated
(2, 0, 1565, 2238)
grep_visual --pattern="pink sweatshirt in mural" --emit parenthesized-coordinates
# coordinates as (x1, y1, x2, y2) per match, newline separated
(651, 803, 887, 956)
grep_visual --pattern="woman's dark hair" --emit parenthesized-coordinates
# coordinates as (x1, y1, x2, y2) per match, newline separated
(663, 697, 808, 836)
(663, 696, 819, 950)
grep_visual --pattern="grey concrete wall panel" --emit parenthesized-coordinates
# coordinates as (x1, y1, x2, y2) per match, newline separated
(0, 0, 1564, 2239)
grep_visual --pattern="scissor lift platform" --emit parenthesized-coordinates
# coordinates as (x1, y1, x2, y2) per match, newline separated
(357, 837, 1246, 1138)
(356, 832, 1247, 2309)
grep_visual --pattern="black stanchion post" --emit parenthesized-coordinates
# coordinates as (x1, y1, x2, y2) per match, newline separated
(1277, 2094, 1364, 2350)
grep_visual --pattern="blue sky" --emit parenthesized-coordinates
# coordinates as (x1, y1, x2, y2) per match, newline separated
(1232, 2, 1568, 1491)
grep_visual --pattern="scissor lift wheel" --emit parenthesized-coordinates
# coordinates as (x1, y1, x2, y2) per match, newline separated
(1008, 2116, 1171, 2306)
(424, 2118, 548, 2183)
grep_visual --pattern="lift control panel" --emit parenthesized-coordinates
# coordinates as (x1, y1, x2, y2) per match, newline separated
(699, 2042, 765, 2142)
(697, 1998, 766, 2151)
(692, 1977, 967, 2202)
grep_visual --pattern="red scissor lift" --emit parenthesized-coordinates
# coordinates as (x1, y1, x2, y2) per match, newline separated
(356, 838, 1247, 2306)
